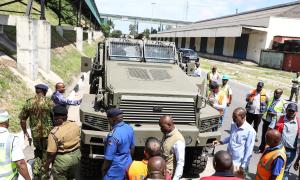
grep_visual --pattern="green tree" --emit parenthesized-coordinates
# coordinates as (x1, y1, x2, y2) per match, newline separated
(151, 28, 157, 34)
(142, 28, 150, 38)
(101, 19, 115, 37)
(110, 30, 123, 38)
(129, 24, 138, 37)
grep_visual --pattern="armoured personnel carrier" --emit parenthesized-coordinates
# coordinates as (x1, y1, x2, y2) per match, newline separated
(80, 38, 221, 177)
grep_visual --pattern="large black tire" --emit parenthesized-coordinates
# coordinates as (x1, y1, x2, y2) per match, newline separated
(183, 148, 208, 178)
(80, 143, 103, 178)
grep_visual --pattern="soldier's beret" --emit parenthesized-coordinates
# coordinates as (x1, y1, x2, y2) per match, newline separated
(107, 108, 123, 118)
(34, 84, 49, 91)
(53, 105, 68, 116)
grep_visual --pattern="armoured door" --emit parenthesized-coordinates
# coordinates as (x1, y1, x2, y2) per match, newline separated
(214, 37, 224, 55)
(233, 34, 249, 59)
(200, 37, 208, 53)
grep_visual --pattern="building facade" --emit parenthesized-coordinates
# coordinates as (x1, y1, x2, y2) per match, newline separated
(150, 1, 300, 63)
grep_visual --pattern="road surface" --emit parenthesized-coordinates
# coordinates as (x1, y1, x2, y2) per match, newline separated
(22, 71, 298, 179)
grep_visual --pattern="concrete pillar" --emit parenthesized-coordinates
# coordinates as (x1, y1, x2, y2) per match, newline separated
(37, 20, 51, 73)
(16, 16, 38, 80)
(75, 27, 83, 51)
(0, 25, 3, 34)
(56, 26, 63, 37)
(88, 30, 93, 44)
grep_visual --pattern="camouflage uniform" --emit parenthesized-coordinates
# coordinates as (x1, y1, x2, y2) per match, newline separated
(19, 95, 54, 179)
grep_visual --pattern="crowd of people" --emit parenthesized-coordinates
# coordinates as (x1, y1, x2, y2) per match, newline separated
(2, 64, 300, 180)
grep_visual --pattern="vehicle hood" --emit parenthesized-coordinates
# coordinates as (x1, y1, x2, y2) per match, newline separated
(106, 61, 198, 96)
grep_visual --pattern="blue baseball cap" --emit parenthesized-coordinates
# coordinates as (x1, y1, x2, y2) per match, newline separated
(34, 84, 49, 91)
(107, 108, 123, 118)
(222, 75, 230, 80)
(0, 109, 9, 122)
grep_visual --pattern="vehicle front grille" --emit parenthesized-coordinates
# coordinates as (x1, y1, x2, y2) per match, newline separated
(199, 117, 220, 132)
(120, 98, 196, 123)
(84, 114, 109, 131)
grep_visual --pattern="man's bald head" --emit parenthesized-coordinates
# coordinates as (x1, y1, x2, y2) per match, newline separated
(145, 137, 161, 159)
(213, 150, 233, 172)
(55, 82, 66, 93)
(232, 107, 246, 127)
(147, 156, 166, 178)
(159, 115, 175, 134)
(266, 129, 282, 147)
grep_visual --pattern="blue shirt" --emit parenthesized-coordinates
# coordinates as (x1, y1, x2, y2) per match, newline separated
(104, 121, 135, 178)
(51, 91, 81, 106)
(222, 121, 256, 168)
(263, 144, 285, 176)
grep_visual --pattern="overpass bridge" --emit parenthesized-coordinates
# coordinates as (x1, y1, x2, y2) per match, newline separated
(100, 12, 193, 31)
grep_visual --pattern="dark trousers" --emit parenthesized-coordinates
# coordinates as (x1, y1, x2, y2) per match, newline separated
(258, 119, 270, 151)
(289, 87, 299, 103)
(246, 112, 262, 133)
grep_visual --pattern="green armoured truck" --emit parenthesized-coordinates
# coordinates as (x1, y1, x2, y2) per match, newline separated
(80, 38, 221, 178)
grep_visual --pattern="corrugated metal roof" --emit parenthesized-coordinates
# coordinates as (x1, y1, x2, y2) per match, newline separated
(84, 0, 101, 24)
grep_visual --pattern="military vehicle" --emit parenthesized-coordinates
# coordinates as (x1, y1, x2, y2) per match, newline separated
(80, 38, 221, 178)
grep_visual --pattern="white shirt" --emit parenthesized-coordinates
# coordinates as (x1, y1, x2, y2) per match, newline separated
(172, 140, 185, 180)
(193, 67, 201, 77)
(0, 127, 24, 162)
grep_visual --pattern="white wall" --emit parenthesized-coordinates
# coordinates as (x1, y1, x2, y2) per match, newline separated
(207, 37, 215, 54)
(265, 17, 300, 49)
(195, 37, 201, 51)
(185, 37, 190, 48)
(246, 31, 267, 63)
(223, 37, 235, 56)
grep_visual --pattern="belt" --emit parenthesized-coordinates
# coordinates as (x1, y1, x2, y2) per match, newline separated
(57, 147, 79, 155)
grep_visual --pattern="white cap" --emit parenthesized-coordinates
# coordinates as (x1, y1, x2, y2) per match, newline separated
(0, 109, 9, 123)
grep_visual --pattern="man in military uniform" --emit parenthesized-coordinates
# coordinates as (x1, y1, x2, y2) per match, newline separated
(102, 108, 135, 180)
(44, 105, 81, 179)
(19, 84, 54, 179)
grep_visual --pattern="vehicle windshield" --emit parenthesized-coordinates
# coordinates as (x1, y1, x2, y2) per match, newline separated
(109, 41, 142, 61)
(144, 44, 175, 63)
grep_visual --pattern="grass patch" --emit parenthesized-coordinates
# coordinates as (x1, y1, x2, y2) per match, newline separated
(51, 47, 81, 84)
(63, 30, 76, 43)
(0, 65, 34, 132)
(83, 41, 97, 58)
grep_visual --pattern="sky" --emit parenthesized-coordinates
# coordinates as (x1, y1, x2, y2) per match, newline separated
(95, 0, 296, 33)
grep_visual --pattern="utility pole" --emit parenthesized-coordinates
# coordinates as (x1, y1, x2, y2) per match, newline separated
(185, 0, 189, 20)
(151, 2, 156, 34)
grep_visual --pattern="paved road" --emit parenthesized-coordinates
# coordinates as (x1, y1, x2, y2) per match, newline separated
(199, 76, 298, 179)
(22, 71, 299, 179)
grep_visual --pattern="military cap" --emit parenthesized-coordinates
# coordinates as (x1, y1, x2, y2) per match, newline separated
(53, 105, 68, 116)
(107, 108, 123, 118)
(35, 84, 49, 91)
(287, 103, 298, 112)
(210, 81, 219, 89)
(0, 109, 9, 123)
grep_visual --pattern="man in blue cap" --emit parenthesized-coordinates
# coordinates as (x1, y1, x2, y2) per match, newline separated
(19, 84, 54, 179)
(102, 108, 135, 180)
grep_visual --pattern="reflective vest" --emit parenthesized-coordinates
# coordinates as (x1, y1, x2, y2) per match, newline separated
(262, 97, 286, 120)
(247, 89, 267, 113)
(256, 146, 286, 180)
(0, 134, 17, 180)
(208, 91, 226, 115)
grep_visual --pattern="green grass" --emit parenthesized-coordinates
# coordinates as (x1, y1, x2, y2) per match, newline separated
(0, 66, 34, 132)
(83, 41, 97, 58)
(63, 30, 76, 43)
(3, 26, 16, 42)
(51, 47, 81, 84)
